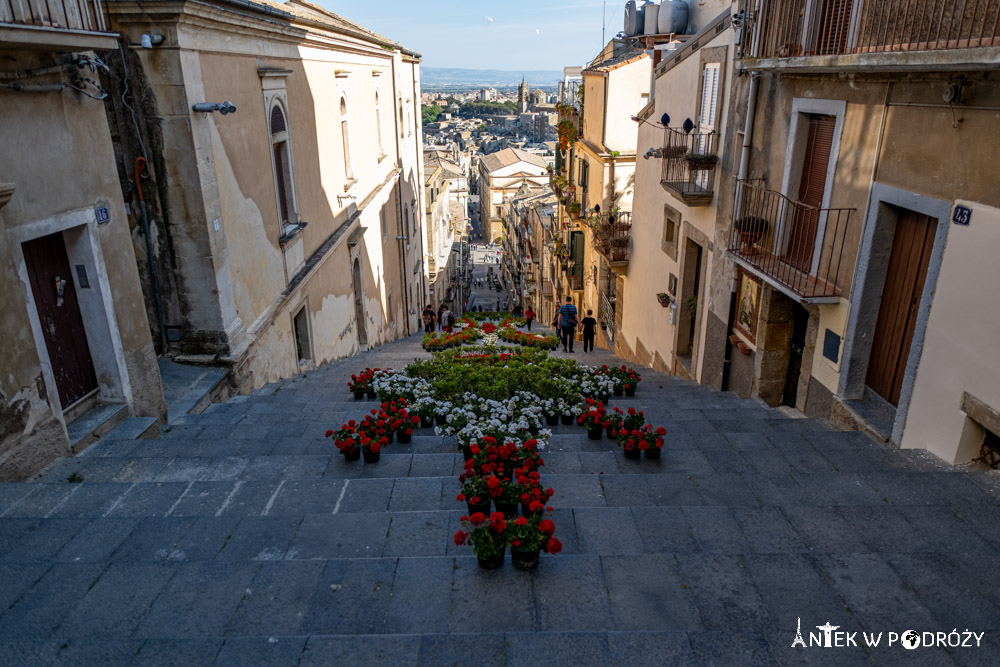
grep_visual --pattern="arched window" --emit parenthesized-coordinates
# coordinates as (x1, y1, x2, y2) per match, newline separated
(374, 90, 384, 156)
(270, 103, 296, 227)
(340, 96, 353, 182)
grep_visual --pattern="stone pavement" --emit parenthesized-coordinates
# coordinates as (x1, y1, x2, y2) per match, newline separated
(2, 332, 1000, 666)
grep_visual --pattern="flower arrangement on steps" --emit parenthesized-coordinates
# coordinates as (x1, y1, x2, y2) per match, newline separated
(348, 368, 380, 399)
(331, 344, 653, 569)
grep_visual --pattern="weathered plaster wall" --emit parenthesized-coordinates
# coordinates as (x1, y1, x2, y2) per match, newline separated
(902, 201, 1000, 463)
(0, 49, 164, 479)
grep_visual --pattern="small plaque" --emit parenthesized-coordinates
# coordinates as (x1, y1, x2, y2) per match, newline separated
(952, 205, 971, 226)
(823, 329, 841, 363)
(75, 264, 89, 288)
(95, 206, 110, 225)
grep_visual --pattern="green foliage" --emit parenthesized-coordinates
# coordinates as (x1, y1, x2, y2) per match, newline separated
(66, 472, 83, 483)
(421, 103, 442, 125)
(454, 100, 517, 117)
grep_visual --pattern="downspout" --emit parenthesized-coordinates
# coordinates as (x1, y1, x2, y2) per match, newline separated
(722, 71, 760, 391)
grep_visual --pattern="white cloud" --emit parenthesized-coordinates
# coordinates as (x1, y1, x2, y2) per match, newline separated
(483, 16, 494, 24)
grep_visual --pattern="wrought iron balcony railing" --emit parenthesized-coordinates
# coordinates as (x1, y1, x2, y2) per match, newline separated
(661, 128, 719, 206)
(728, 178, 853, 300)
(591, 212, 632, 266)
(1, 0, 109, 32)
(745, 0, 1000, 60)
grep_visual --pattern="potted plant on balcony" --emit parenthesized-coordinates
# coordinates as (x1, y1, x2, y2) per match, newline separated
(656, 292, 671, 307)
(684, 152, 719, 171)
(568, 201, 582, 219)
(733, 216, 769, 256)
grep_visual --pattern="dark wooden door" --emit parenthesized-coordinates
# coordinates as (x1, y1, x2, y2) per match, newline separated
(788, 114, 835, 272)
(866, 210, 937, 405)
(22, 232, 98, 408)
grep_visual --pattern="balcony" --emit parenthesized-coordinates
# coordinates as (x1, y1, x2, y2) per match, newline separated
(1, 0, 116, 51)
(660, 129, 719, 206)
(591, 211, 632, 270)
(744, 0, 1000, 70)
(727, 179, 854, 302)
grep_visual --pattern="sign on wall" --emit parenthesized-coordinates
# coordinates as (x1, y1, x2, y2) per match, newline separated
(735, 269, 762, 344)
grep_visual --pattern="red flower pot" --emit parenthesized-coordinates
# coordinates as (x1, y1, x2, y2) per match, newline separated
(353, 390, 365, 400)
(397, 431, 412, 444)
(362, 448, 380, 463)
(624, 387, 636, 397)
(587, 427, 603, 440)
(645, 448, 661, 460)
(344, 449, 361, 462)
(623, 448, 640, 460)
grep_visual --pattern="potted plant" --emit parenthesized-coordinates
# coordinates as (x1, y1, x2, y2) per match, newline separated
(397, 414, 419, 444)
(684, 152, 719, 171)
(326, 422, 361, 461)
(457, 465, 492, 515)
(602, 409, 623, 438)
(656, 292, 671, 308)
(577, 400, 607, 440)
(733, 216, 769, 256)
(622, 368, 641, 396)
(348, 368, 377, 399)
(568, 201, 582, 219)
(507, 514, 562, 571)
(361, 435, 385, 463)
(454, 511, 509, 570)
(616, 424, 666, 460)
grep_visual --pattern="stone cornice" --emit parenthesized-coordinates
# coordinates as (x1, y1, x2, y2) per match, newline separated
(0, 182, 15, 209)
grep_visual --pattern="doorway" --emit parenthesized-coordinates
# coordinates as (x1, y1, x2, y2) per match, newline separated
(675, 239, 704, 372)
(22, 232, 98, 408)
(865, 209, 937, 405)
(352, 257, 368, 348)
(783, 303, 810, 407)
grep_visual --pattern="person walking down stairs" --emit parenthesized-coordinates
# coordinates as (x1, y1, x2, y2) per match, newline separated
(558, 297, 578, 353)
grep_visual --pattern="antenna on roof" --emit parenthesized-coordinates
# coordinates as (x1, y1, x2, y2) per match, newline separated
(602, 1, 606, 48)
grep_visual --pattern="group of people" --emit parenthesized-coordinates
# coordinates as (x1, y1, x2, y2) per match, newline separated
(553, 297, 598, 353)
(422, 304, 456, 334)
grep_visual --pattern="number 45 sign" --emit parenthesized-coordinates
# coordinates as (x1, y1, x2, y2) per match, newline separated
(952, 205, 972, 226)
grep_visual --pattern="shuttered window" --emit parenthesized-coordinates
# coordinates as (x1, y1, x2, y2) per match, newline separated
(695, 63, 721, 189)
(787, 114, 835, 271)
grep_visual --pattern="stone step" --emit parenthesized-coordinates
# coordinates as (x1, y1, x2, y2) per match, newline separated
(102, 417, 159, 441)
(66, 403, 128, 455)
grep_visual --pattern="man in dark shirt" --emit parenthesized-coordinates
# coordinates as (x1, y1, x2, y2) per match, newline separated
(558, 297, 578, 353)
(421, 305, 436, 334)
(581, 309, 598, 352)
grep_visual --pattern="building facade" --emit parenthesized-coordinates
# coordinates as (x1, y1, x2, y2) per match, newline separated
(0, 4, 167, 479)
(707, 0, 1000, 464)
(477, 147, 550, 244)
(104, 0, 427, 393)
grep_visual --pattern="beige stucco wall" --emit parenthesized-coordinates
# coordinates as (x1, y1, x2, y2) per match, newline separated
(902, 201, 1000, 462)
(604, 58, 650, 153)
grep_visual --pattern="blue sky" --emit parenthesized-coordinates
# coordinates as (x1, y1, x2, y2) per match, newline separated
(320, 1, 620, 70)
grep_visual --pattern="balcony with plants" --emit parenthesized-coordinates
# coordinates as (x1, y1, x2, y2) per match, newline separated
(727, 178, 854, 302)
(742, 0, 1000, 70)
(1, 0, 116, 50)
(585, 209, 632, 269)
(660, 127, 719, 206)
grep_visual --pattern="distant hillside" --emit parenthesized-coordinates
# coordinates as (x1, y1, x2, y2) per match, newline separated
(422, 67, 562, 89)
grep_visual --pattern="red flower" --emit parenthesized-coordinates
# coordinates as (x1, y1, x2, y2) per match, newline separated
(515, 516, 527, 526)
(325, 430, 334, 438)
(453, 530, 468, 546)
(370, 441, 381, 453)
(468, 512, 487, 526)
(545, 537, 563, 554)
(456, 494, 466, 502)
(539, 519, 555, 536)
(656, 427, 666, 436)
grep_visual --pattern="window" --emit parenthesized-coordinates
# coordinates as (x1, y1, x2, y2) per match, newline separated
(695, 62, 721, 190)
(662, 204, 680, 259)
(269, 104, 297, 228)
(398, 99, 405, 138)
(374, 90, 384, 157)
(404, 205, 410, 238)
(340, 97, 354, 186)
(380, 208, 387, 243)
(292, 304, 311, 362)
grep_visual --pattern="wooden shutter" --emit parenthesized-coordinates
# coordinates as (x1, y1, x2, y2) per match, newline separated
(699, 63, 721, 132)
(270, 106, 286, 135)
(815, 0, 852, 55)
(787, 114, 835, 271)
(866, 210, 937, 405)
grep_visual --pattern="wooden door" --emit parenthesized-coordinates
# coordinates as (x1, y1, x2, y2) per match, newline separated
(788, 114, 835, 272)
(865, 210, 937, 405)
(22, 232, 98, 408)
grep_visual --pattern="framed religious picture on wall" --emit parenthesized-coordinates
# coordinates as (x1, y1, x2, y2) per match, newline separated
(735, 269, 761, 343)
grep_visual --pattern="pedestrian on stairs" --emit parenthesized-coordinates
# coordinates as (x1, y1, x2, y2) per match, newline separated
(421, 305, 436, 334)
(558, 297, 578, 353)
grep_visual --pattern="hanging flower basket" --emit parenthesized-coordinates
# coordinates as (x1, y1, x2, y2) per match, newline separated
(656, 293, 671, 308)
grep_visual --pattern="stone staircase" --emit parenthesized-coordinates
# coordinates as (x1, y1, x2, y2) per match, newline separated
(1, 331, 999, 665)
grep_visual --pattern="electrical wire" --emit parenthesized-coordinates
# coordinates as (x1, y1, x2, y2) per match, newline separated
(118, 40, 149, 169)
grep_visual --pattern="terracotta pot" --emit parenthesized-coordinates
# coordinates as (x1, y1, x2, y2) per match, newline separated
(737, 341, 752, 355)
(729, 334, 741, 346)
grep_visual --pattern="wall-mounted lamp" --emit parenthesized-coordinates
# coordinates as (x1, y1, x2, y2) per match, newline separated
(140, 34, 164, 48)
(192, 101, 237, 115)
(643, 148, 663, 160)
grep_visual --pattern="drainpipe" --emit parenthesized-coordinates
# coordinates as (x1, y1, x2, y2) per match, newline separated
(133, 157, 168, 353)
(723, 72, 760, 391)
